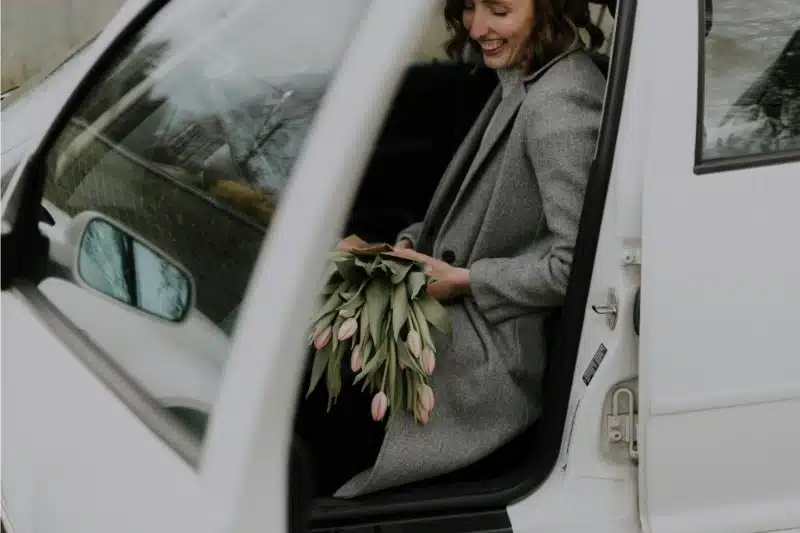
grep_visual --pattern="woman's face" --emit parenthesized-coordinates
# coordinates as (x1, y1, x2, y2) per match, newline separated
(463, 0, 534, 70)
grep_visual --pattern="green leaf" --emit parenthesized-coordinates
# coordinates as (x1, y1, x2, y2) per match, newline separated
(354, 256, 377, 276)
(380, 258, 415, 284)
(338, 291, 365, 317)
(404, 370, 413, 410)
(359, 305, 370, 347)
(406, 271, 427, 300)
(370, 255, 391, 276)
(354, 339, 387, 385)
(306, 347, 330, 398)
(330, 251, 355, 262)
(309, 311, 336, 342)
(350, 279, 370, 299)
(410, 301, 434, 348)
(397, 340, 425, 375)
(325, 344, 345, 411)
(361, 374, 372, 393)
(338, 279, 360, 300)
(331, 314, 345, 350)
(360, 337, 374, 366)
(391, 282, 409, 340)
(393, 264, 415, 284)
(322, 281, 340, 296)
(417, 295, 451, 335)
(322, 259, 339, 283)
(387, 343, 397, 417)
(312, 292, 343, 325)
(365, 278, 391, 345)
(410, 373, 420, 417)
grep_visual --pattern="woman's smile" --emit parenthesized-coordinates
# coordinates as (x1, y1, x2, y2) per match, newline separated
(480, 39, 506, 55)
(463, 0, 534, 69)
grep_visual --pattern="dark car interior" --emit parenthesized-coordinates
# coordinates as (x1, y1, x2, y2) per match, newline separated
(293, 1, 620, 527)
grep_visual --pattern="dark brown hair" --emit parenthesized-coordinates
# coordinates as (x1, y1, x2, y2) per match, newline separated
(444, 0, 605, 73)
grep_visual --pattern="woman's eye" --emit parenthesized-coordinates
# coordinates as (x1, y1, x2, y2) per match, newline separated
(490, 9, 509, 16)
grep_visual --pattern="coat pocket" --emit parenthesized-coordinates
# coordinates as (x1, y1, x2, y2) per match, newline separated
(492, 313, 548, 402)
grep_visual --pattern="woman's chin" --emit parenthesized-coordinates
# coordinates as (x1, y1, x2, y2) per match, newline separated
(482, 51, 514, 70)
(483, 56, 510, 70)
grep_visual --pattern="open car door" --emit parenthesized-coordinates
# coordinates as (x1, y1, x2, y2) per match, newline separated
(1, 1, 436, 532)
(637, 1, 800, 533)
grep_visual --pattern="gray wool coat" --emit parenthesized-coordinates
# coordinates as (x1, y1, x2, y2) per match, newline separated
(334, 44, 605, 498)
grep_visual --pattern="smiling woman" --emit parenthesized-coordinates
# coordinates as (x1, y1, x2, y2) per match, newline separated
(444, 0, 605, 72)
(300, 0, 608, 499)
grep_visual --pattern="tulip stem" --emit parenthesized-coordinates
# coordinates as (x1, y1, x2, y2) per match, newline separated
(381, 357, 389, 397)
(408, 307, 419, 335)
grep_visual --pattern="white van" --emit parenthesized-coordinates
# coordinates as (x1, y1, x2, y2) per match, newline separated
(2, 0, 799, 532)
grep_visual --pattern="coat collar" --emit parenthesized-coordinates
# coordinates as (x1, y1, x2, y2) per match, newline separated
(521, 32, 584, 84)
(418, 33, 586, 254)
(433, 35, 585, 240)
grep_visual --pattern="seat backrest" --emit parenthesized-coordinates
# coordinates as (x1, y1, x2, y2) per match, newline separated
(590, 0, 616, 16)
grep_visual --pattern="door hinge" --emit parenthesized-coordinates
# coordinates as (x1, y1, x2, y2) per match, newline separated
(607, 387, 639, 462)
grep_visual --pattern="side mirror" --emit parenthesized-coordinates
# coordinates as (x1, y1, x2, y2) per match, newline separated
(74, 214, 195, 322)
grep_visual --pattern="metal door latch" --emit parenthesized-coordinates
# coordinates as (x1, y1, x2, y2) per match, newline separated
(607, 387, 638, 461)
(592, 288, 618, 330)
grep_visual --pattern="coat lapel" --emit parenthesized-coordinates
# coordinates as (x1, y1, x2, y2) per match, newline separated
(436, 84, 526, 237)
(416, 86, 502, 253)
(435, 38, 585, 241)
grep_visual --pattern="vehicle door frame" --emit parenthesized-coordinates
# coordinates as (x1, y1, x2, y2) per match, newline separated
(1, 1, 443, 532)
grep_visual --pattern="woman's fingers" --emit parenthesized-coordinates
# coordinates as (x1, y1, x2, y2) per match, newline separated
(390, 247, 429, 262)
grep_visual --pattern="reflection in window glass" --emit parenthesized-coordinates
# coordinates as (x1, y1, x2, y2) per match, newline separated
(700, 0, 800, 161)
(39, 0, 371, 441)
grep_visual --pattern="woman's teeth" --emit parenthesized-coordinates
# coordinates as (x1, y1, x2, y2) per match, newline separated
(482, 41, 504, 53)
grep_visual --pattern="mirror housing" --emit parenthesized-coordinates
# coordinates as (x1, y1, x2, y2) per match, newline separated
(71, 212, 195, 322)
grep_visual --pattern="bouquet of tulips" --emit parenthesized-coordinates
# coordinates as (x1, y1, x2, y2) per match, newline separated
(307, 235, 451, 426)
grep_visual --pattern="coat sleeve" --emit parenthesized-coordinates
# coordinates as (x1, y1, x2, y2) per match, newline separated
(396, 222, 423, 248)
(469, 75, 603, 324)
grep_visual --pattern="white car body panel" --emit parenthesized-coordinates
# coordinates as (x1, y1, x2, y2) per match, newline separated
(2, 0, 800, 532)
(39, 277, 228, 410)
(1, 288, 205, 533)
(35, 199, 229, 410)
(637, 1, 800, 533)
(2, 1, 441, 533)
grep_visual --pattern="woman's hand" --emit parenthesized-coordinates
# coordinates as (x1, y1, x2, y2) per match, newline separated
(390, 248, 470, 301)
(395, 238, 414, 250)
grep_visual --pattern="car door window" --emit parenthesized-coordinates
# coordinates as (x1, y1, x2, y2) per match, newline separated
(700, 0, 800, 163)
(35, 0, 370, 442)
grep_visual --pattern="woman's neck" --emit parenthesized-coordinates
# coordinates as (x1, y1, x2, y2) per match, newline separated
(495, 67, 524, 97)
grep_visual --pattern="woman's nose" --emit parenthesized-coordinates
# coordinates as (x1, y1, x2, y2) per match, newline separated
(467, 11, 488, 39)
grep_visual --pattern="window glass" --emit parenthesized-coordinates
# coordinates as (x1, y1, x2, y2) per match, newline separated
(36, 0, 370, 440)
(700, 0, 800, 161)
